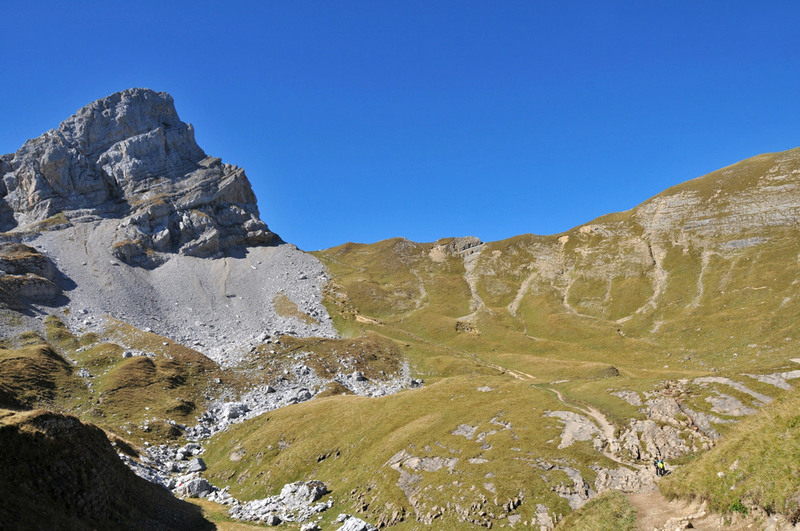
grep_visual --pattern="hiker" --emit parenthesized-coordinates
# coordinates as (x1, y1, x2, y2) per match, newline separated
(654, 458, 667, 476)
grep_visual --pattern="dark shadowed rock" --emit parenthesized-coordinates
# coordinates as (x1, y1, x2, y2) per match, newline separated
(0, 408, 213, 530)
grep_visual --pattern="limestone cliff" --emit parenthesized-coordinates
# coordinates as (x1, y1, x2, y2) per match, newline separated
(0, 88, 278, 266)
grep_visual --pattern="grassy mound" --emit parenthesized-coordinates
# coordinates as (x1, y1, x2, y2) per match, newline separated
(249, 332, 405, 381)
(80, 320, 224, 443)
(0, 343, 83, 410)
(0, 316, 227, 445)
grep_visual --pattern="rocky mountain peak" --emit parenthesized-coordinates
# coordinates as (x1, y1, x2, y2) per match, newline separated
(53, 88, 189, 159)
(0, 88, 279, 266)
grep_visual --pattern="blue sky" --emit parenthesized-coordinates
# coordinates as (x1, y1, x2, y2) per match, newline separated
(2, 2, 800, 250)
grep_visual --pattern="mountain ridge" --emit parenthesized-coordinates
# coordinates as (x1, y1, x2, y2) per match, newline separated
(331, 146, 800, 251)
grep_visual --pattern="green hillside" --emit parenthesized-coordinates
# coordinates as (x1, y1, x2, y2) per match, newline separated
(199, 147, 800, 527)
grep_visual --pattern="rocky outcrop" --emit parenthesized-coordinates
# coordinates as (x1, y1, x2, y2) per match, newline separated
(0, 88, 279, 266)
(228, 481, 332, 524)
(544, 410, 604, 450)
(336, 514, 379, 531)
(0, 243, 61, 304)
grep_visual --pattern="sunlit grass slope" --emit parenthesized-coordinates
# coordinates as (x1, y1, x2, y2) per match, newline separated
(554, 490, 637, 531)
(204, 374, 621, 528)
(314, 147, 800, 381)
(660, 387, 800, 523)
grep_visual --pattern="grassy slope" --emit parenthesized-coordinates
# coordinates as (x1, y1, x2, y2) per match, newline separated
(313, 148, 800, 390)
(554, 490, 637, 531)
(660, 387, 800, 522)
(275, 147, 800, 524)
(204, 374, 621, 528)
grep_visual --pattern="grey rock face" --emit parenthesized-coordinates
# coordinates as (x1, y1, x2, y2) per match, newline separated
(174, 476, 214, 498)
(228, 480, 332, 523)
(1, 88, 279, 265)
(592, 465, 657, 494)
(544, 410, 603, 449)
(186, 457, 207, 473)
(336, 515, 378, 531)
(0, 243, 61, 304)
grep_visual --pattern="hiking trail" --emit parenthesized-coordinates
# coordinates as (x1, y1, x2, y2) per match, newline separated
(626, 490, 756, 530)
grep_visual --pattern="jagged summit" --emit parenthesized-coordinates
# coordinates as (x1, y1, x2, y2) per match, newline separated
(0, 88, 278, 266)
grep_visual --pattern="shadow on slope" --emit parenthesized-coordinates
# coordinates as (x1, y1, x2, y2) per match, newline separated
(0, 408, 213, 530)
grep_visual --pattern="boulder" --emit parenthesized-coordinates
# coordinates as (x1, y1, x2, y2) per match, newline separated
(174, 477, 213, 498)
(187, 457, 207, 473)
(279, 480, 328, 504)
(221, 402, 249, 420)
(228, 480, 331, 523)
(337, 515, 378, 531)
(263, 514, 281, 526)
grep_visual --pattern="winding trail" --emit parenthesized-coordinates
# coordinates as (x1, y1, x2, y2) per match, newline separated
(482, 361, 536, 381)
(545, 387, 616, 442)
(543, 386, 629, 466)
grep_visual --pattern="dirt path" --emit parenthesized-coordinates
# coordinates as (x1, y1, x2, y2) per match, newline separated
(483, 362, 536, 381)
(626, 491, 759, 531)
(628, 492, 685, 530)
(546, 387, 616, 442)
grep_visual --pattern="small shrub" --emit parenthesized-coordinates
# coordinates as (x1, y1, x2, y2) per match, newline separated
(729, 500, 749, 515)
